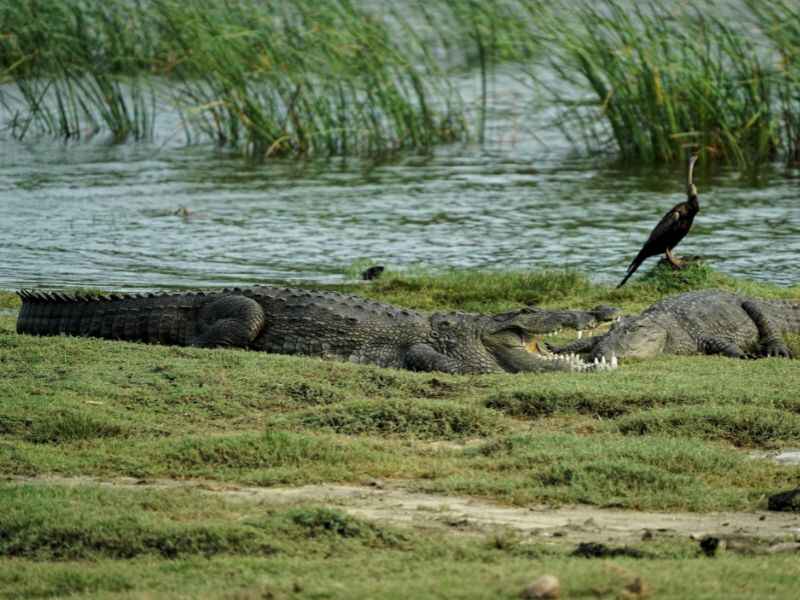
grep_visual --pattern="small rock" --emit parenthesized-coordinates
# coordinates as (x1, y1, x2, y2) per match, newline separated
(521, 575, 560, 599)
(699, 536, 722, 557)
(768, 488, 800, 512)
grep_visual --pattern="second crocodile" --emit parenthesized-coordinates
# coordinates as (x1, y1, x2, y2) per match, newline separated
(551, 290, 800, 361)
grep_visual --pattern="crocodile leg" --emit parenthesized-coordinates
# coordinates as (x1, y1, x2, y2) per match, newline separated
(741, 301, 793, 358)
(698, 336, 750, 359)
(404, 343, 469, 374)
(190, 295, 266, 348)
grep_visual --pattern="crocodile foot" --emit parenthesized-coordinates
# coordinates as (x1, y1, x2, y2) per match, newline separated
(762, 339, 793, 358)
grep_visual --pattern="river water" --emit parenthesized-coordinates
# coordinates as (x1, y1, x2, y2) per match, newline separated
(1, 73, 799, 291)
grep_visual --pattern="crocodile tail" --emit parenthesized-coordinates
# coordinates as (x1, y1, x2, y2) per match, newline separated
(16, 290, 200, 345)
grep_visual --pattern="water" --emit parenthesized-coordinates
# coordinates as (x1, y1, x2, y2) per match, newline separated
(1, 74, 799, 291)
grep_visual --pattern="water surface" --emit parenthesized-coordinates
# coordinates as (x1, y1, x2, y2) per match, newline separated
(1, 74, 798, 291)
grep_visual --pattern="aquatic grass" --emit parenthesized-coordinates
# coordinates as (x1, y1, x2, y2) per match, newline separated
(537, 0, 782, 169)
(0, 0, 467, 158)
(746, 0, 800, 163)
(157, 0, 467, 158)
(0, 0, 157, 141)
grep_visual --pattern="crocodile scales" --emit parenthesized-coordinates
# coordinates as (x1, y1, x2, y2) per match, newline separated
(16, 286, 618, 374)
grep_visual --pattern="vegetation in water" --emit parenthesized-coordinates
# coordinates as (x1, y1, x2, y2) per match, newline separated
(4, 0, 800, 168)
(535, 0, 793, 170)
(0, 0, 467, 157)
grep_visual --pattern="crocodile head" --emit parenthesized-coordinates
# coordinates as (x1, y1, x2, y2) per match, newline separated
(430, 305, 619, 373)
(591, 314, 668, 360)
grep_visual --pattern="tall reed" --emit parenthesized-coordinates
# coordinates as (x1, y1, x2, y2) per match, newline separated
(1, 0, 467, 157)
(536, 0, 781, 169)
(0, 0, 156, 141)
(746, 0, 800, 164)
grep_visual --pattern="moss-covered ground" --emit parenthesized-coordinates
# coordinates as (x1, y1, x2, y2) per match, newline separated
(1, 264, 799, 598)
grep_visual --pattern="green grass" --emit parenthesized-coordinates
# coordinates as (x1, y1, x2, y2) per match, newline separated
(2, 267, 800, 598)
(0, 483, 799, 599)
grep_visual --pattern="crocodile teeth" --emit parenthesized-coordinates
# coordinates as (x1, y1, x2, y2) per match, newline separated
(577, 330, 583, 339)
(611, 354, 618, 368)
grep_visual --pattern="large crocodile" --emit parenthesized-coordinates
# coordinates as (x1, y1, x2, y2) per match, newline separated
(551, 290, 800, 361)
(16, 286, 619, 374)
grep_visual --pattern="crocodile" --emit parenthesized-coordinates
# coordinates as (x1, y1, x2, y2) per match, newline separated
(16, 286, 619, 374)
(551, 290, 800, 361)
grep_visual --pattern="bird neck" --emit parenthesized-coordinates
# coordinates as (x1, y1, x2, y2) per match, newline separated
(687, 193, 699, 213)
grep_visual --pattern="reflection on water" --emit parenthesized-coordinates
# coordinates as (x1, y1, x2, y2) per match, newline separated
(1, 75, 799, 291)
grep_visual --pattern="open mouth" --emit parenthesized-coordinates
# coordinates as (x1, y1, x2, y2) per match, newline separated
(526, 318, 622, 353)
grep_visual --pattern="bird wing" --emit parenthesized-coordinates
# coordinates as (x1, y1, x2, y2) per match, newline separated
(644, 208, 681, 246)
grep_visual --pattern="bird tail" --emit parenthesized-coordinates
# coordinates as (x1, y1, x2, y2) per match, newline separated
(616, 253, 646, 288)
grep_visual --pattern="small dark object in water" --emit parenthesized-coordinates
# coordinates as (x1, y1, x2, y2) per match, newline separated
(699, 536, 721, 557)
(768, 488, 800, 512)
(618, 153, 700, 288)
(571, 542, 644, 559)
(361, 265, 385, 281)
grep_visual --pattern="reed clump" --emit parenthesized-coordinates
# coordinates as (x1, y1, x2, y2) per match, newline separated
(6, 1, 800, 169)
(0, 0, 466, 157)
(536, 0, 784, 170)
(746, 0, 800, 164)
(0, 0, 156, 141)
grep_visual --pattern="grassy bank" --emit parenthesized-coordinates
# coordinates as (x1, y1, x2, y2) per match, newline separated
(1, 484, 799, 599)
(2, 267, 800, 597)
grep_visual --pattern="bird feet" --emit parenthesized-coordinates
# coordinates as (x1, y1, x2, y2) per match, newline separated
(658, 255, 703, 271)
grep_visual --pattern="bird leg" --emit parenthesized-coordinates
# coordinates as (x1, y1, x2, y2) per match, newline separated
(665, 248, 684, 270)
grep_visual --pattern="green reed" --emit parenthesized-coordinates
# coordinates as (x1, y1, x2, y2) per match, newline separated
(537, 0, 783, 169)
(746, 0, 800, 164)
(0, 0, 466, 157)
(0, 0, 157, 141)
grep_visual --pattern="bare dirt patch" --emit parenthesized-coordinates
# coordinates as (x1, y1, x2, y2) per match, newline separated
(7, 475, 800, 547)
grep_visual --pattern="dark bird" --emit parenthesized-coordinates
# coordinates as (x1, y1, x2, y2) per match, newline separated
(617, 154, 700, 288)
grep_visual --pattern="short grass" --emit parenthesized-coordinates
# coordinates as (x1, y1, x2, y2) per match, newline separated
(1, 266, 799, 598)
(1, 483, 799, 599)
